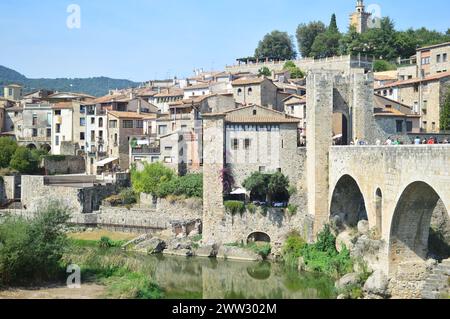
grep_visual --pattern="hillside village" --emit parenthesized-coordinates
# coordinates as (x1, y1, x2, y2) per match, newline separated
(0, 0, 449, 300)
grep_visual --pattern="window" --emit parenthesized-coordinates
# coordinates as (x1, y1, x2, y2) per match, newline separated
(165, 146, 173, 151)
(259, 166, 266, 173)
(437, 54, 441, 63)
(422, 100, 428, 112)
(237, 88, 242, 96)
(80, 118, 86, 126)
(413, 84, 419, 92)
(99, 130, 103, 139)
(248, 88, 253, 95)
(80, 105, 86, 114)
(98, 118, 103, 127)
(164, 157, 173, 163)
(91, 131, 95, 142)
(421, 57, 430, 65)
(232, 138, 239, 150)
(136, 120, 144, 129)
(109, 120, 118, 128)
(114, 134, 118, 145)
(244, 138, 251, 150)
(55, 135, 59, 146)
(443, 53, 448, 62)
(432, 122, 436, 131)
(56, 124, 61, 133)
(91, 117, 95, 124)
(54, 110, 61, 116)
(47, 113, 52, 126)
(46, 128, 51, 138)
(158, 125, 167, 135)
(32, 114, 37, 126)
(122, 120, 133, 129)
(8, 88, 13, 96)
(80, 132, 85, 140)
(253, 109, 257, 116)
(406, 121, 413, 132)
(396, 120, 403, 133)
(32, 129, 38, 137)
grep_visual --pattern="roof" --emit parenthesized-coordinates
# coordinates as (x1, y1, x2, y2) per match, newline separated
(375, 71, 450, 89)
(231, 77, 266, 86)
(108, 111, 155, 119)
(52, 102, 74, 110)
(284, 95, 306, 105)
(184, 83, 210, 90)
(154, 88, 184, 98)
(374, 70, 398, 81)
(417, 42, 450, 52)
(4, 83, 23, 88)
(48, 92, 95, 99)
(223, 105, 300, 124)
(96, 157, 119, 166)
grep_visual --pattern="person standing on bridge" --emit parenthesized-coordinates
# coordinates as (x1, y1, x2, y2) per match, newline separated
(414, 136, 421, 145)
(384, 137, 392, 145)
(427, 137, 435, 145)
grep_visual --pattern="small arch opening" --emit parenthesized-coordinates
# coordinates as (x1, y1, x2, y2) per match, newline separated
(247, 232, 271, 244)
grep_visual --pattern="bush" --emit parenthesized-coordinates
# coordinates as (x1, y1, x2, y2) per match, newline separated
(373, 60, 397, 72)
(131, 162, 174, 196)
(0, 201, 71, 285)
(9, 146, 39, 174)
(282, 226, 353, 278)
(248, 242, 272, 259)
(224, 201, 246, 216)
(0, 138, 18, 169)
(157, 173, 203, 199)
(99, 237, 114, 249)
(287, 204, 298, 216)
(247, 203, 257, 214)
(119, 188, 138, 205)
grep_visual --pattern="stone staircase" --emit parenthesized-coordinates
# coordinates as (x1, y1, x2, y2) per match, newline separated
(421, 259, 450, 299)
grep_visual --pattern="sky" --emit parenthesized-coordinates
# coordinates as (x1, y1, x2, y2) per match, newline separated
(0, 0, 449, 82)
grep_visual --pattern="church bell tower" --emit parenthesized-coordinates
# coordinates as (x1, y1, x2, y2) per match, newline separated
(349, 0, 371, 33)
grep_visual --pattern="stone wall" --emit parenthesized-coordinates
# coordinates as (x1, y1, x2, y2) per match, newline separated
(20, 175, 120, 214)
(42, 156, 85, 175)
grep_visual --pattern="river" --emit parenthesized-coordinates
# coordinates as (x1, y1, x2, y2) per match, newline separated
(146, 255, 337, 299)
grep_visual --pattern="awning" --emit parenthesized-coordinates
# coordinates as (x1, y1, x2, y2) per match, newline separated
(230, 188, 247, 195)
(96, 157, 119, 166)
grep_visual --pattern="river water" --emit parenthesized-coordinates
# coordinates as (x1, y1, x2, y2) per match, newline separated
(145, 255, 337, 299)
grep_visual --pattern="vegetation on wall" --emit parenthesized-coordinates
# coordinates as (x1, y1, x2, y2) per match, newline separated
(282, 226, 354, 279)
(440, 89, 450, 132)
(258, 67, 272, 77)
(243, 171, 290, 203)
(131, 162, 202, 199)
(283, 61, 305, 79)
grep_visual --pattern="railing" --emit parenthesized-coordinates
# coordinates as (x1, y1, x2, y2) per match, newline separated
(132, 146, 161, 155)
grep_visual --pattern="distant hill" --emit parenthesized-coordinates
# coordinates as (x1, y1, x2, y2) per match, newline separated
(0, 65, 140, 97)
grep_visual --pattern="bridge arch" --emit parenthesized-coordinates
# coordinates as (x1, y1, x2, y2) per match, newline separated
(330, 174, 369, 228)
(247, 231, 271, 244)
(388, 181, 449, 276)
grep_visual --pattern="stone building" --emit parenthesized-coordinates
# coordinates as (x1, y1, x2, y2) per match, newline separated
(3, 84, 23, 101)
(19, 102, 53, 150)
(375, 72, 450, 133)
(349, 0, 371, 34)
(107, 111, 154, 171)
(231, 77, 283, 112)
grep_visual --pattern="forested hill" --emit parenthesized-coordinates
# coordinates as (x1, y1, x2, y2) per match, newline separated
(0, 65, 140, 97)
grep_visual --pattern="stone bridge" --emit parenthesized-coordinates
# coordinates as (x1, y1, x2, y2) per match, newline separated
(325, 145, 450, 276)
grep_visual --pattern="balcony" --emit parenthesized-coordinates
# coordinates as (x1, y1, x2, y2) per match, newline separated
(132, 146, 161, 155)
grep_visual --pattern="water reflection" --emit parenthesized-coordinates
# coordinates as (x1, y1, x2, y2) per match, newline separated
(140, 254, 336, 299)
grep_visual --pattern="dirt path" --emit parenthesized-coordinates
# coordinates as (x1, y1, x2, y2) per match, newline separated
(0, 284, 107, 299)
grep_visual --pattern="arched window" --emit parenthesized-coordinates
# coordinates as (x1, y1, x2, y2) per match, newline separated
(98, 118, 103, 128)
(248, 88, 253, 95)
(237, 88, 242, 96)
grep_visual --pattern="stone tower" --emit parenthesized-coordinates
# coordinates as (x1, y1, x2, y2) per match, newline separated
(349, 0, 371, 33)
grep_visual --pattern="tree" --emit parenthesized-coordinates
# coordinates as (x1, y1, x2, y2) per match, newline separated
(267, 172, 290, 202)
(296, 21, 326, 57)
(441, 89, 450, 133)
(255, 30, 297, 60)
(0, 137, 18, 168)
(243, 172, 270, 201)
(9, 146, 39, 174)
(130, 162, 174, 196)
(373, 60, 397, 72)
(310, 14, 341, 59)
(328, 14, 339, 33)
(258, 66, 272, 77)
(283, 61, 305, 79)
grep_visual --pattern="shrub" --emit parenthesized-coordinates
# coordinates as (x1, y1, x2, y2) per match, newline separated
(0, 201, 71, 285)
(247, 203, 257, 214)
(224, 201, 246, 216)
(0, 138, 18, 169)
(9, 146, 39, 174)
(249, 242, 272, 259)
(99, 236, 114, 249)
(131, 162, 174, 196)
(158, 174, 203, 199)
(282, 231, 307, 268)
(119, 188, 138, 205)
(287, 204, 298, 216)
(104, 195, 123, 207)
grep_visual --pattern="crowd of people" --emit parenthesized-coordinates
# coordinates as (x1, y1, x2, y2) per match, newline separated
(349, 136, 449, 146)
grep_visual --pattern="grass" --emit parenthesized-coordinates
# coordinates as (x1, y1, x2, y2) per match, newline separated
(68, 230, 138, 242)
